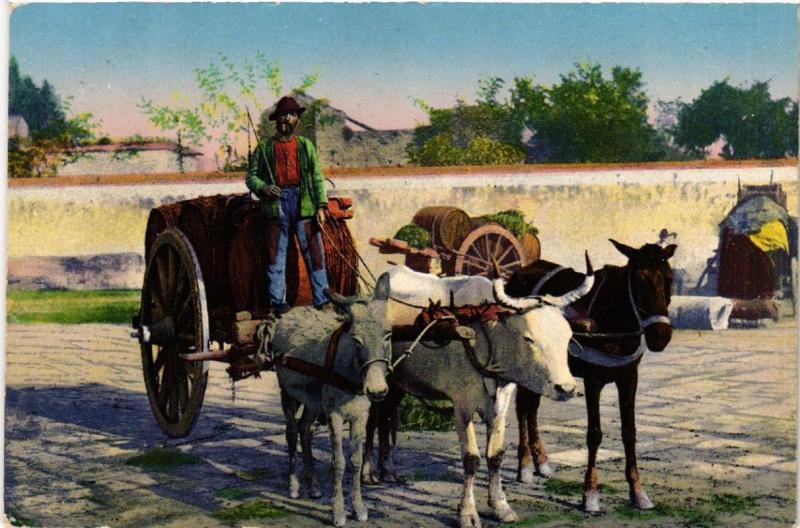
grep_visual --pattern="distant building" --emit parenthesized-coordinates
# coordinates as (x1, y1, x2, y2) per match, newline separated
(58, 142, 205, 176)
(8, 115, 29, 139)
(264, 94, 414, 168)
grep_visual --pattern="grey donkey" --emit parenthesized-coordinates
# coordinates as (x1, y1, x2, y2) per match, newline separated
(274, 272, 392, 527)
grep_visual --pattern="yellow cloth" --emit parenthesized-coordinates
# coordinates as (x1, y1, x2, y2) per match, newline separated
(748, 220, 789, 253)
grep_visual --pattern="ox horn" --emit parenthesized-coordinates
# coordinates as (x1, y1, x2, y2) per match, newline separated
(492, 278, 543, 311)
(550, 251, 594, 308)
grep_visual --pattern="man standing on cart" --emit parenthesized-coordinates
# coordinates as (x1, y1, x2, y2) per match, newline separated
(246, 95, 331, 313)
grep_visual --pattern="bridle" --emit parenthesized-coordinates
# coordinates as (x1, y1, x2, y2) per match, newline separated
(357, 331, 394, 373)
(626, 268, 671, 332)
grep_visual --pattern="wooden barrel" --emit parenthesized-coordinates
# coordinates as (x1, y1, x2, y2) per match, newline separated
(177, 195, 230, 308)
(144, 203, 183, 260)
(321, 209, 358, 297)
(225, 197, 359, 312)
(412, 206, 472, 252)
(519, 233, 541, 264)
(227, 210, 269, 313)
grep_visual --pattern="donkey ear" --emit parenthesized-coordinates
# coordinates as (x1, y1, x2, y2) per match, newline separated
(609, 239, 637, 260)
(373, 272, 391, 301)
(662, 244, 677, 260)
(326, 288, 352, 307)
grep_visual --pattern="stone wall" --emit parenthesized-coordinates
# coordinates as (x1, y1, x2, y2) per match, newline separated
(57, 149, 203, 176)
(8, 164, 795, 294)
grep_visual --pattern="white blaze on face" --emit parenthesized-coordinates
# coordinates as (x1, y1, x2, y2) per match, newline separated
(515, 307, 577, 400)
(350, 301, 391, 400)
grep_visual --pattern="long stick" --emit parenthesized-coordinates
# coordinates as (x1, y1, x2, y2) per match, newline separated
(246, 106, 275, 185)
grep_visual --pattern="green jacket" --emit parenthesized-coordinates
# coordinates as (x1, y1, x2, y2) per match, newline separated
(245, 135, 327, 219)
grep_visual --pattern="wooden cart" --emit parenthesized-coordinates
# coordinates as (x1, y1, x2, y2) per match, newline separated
(131, 193, 358, 437)
(370, 206, 540, 279)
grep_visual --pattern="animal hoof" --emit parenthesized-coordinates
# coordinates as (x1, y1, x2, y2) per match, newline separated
(361, 472, 380, 486)
(492, 503, 517, 523)
(333, 511, 347, 527)
(582, 490, 602, 514)
(631, 490, 654, 510)
(459, 513, 482, 528)
(354, 505, 369, 522)
(380, 469, 400, 484)
(535, 461, 554, 478)
(289, 475, 300, 499)
(517, 465, 534, 483)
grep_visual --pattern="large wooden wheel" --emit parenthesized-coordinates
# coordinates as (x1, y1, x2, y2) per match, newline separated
(453, 224, 527, 279)
(139, 228, 209, 438)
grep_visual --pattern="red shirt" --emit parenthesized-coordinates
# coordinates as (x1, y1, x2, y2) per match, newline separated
(273, 137, 300, 187)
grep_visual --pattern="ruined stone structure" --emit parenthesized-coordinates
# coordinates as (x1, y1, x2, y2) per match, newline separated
(267, 94, 414, 168)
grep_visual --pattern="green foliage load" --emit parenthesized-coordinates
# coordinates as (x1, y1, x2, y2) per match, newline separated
(478, 210, 538, 238)
(394, 224, 432, 249)
(397, 395, 455, 431)
(674, 80, 798, 159)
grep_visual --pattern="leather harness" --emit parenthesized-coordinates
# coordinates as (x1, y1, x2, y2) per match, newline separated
(279, 322, 364, 394)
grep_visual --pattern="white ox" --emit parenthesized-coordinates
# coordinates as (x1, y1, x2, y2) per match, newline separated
(372, 258, 593, 527)
(386, 265, 496, 325)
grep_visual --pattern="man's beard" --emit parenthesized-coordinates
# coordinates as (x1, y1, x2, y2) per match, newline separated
(277, 121, 296, 135)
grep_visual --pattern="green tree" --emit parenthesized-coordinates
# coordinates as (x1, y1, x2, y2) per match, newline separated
(407, 78, 525, 166)
(9, 56, 65, 135)
(512, 63, 661, 163)
(141, 52, 322, 171)
(8, 56, 101, 177)
(674, 80, 798, 159)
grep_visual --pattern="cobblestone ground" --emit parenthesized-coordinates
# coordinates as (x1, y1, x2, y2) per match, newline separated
(4, 321, 797, 528)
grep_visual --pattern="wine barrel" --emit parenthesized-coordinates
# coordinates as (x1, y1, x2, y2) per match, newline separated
(225, 197, 359, 313)
(519, 233, 541, 264)
(144, 203, 183, 261)
(412, 206, 472, 252)
(227, 211, 269, 313)
(177, 195, 230, 308)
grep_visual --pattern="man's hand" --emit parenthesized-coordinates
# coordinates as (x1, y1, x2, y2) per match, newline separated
(316, 207, 326, 226)
(263, 185, 282, 198)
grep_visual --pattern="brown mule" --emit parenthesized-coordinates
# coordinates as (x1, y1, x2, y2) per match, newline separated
(507, 239, 676, 513)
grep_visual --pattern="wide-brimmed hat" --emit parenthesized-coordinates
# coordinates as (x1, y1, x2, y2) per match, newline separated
(269, 96, 306, 121)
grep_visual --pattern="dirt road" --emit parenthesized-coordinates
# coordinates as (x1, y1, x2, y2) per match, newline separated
(4, 321, 796, 527)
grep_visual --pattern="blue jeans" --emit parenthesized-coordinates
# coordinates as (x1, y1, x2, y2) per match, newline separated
(266, 187, 329, 308)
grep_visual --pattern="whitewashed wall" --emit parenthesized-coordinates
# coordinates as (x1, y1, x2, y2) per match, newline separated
(8, 165, 797, 292)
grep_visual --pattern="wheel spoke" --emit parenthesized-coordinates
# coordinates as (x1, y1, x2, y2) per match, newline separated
(175, 295, 193, 327)
(156, 353, 170, 409)
(153, 346, 167, 373)
(491, 234, 503, 260)
(501, 259, 521, 271)
(166, 354, 180, 422)
(155, 251, 173, 312)
(496, 243, 514, 264)
(172, 260, 187, 314)
(481, 236, 490, 261)
(177, 370, 189, 416)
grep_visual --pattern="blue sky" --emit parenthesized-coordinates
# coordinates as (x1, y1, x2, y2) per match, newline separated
(8, 3, 798, 146)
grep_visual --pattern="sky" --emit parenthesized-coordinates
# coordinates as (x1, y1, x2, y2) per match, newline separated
(7, 3, 798, 158)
